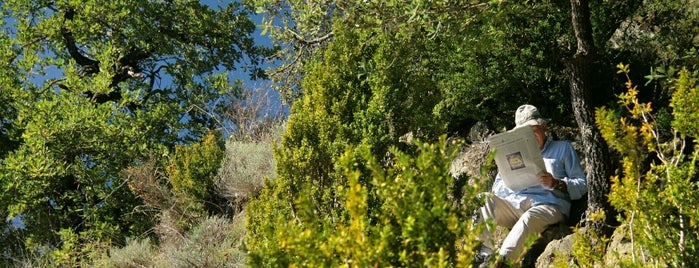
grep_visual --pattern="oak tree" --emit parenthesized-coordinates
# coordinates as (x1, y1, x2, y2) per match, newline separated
(0, 0, 271, 265)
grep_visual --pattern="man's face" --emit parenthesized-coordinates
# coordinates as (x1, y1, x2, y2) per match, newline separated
(531, 124, 547, 149)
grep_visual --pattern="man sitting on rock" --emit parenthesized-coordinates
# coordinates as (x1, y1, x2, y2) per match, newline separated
(474, 104, 588, 265)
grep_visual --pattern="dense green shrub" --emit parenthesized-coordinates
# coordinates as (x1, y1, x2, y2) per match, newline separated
(595, 64, 699, 266)
(245, 18, 451, 266)
(247, 136, 487, 266)
(166, 133, 225, 218)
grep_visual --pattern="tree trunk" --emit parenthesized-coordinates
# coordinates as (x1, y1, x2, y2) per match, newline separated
(565, 0, 616, 238)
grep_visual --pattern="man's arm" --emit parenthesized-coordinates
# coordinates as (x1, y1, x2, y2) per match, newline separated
(561, 142, 587, 200)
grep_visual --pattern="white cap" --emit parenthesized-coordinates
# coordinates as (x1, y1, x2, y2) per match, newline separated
(514, 104, 550, 128)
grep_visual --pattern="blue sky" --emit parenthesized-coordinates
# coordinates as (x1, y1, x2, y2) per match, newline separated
(202, 0, 288, 126)
(203, 0, 277, 86)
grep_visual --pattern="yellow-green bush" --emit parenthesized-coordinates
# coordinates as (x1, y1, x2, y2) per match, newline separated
(245, 20, 455, 266)
(166, 133, 225, 219)
(247, 136, 486, 266)
(595, 63, 699, 266)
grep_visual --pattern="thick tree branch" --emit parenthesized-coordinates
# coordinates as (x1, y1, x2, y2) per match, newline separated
(110, 48, 151, 88)
(61, 8, 100, 73)
(566, 0, 616, 239)
(61, 7, 152, 104)
(571, 1, 594, 58)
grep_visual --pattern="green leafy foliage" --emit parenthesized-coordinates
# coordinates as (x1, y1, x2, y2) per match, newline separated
(670, 68, 699, 138)
(167, 133, 225, 216)
(245, 16, 453, 264)
(1, 0, 696, 265)
(604, 0, 699, 109)
(1, 92, 162, 265)
(431, 1, 574, 129)
(252, 0, 697, 132)
(596, 64, 699, 266)
(248, 136, 487, 266)
(0, 0, 271, 265)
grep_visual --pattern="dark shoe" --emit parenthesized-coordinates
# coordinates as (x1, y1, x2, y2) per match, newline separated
(472, 252, 491, 267)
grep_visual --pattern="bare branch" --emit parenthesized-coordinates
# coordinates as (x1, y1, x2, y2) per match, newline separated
(285, 28, 334, 45)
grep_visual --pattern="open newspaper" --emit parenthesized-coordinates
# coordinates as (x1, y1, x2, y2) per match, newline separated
(487, 126, 546, 191)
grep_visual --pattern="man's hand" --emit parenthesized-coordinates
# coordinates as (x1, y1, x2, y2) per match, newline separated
(538, 172, 557, 189)
(538, 171, 568, 192)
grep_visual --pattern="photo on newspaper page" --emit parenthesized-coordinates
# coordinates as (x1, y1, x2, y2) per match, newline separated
(486, 126, 547, 191)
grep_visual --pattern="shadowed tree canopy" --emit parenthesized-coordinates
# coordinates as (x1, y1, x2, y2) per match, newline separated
(0, 0, 273, 264)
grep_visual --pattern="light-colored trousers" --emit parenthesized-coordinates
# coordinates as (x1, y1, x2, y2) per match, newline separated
(478, 195, 564, 260)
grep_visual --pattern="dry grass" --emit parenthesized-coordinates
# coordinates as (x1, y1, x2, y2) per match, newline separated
(96, 214, 247, 268)
(215, 133, 280, 213)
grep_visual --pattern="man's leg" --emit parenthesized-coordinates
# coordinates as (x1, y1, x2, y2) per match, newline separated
(498, 204, 564, 260)
(478, 195, 522, 250)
